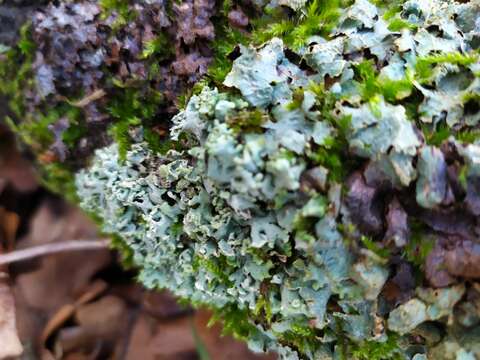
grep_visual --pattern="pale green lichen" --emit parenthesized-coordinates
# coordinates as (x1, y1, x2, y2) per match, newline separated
(73, 0, 480, 359)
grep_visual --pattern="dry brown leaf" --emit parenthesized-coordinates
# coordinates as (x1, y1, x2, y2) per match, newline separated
(125, 314, 197, 360)
(142, 290, 188, 319)
(74, 295, 127, 338)
(0, 280, 23, 359)
(56, 89, 107, 108)
(0, 207, 20, 252)
(0, 128, 38, 193)
(15, 202, 111, 313)
(41, 280, 108, 344)
(41, 304, 77, 346)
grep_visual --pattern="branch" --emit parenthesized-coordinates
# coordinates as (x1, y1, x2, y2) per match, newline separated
(0, 239, 111, 266)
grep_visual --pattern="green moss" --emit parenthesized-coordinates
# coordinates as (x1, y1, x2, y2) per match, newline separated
(141, 33, 174, 60)
(380, 1, 406, 20)
(206, 0, 249, 84)
(178, 79, 209, 110)
(422, 122, 450, 147)
(276, 322, 319, 355)
(456, 129, 480, 144)
(0, 24, 35, 118)
(361, 236, 391, 259)
(254, 293, 273, 325)
(106, 84, 164, 159)
(350, 333, 403, 360)
(193, 255, 234, 287)
(99, 0, 137, 29)
(226, 108, 269, 133)
(415, 52, 479, 84)
(387, 18, 417, 32)
(423, 121, 480, 147)
(40, 163, 79, 203)
(208, 26, 249, 84)
(252, 0, 345, 50)
(307, 133, 348, 182)
(306, 82, 353, 183)
(208, 304, 260, 340)
(211, 303, 321, 357)
(286, 87, 306, 111)
(403, 221, 435, 275)
(0, 25, 92, 207)
(110, 233, 136, 268)
(354, 60, 414, 103)
(458, 165, 468, 190)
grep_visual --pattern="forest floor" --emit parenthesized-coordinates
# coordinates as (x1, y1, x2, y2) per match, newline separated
(0, 123, 275, 360)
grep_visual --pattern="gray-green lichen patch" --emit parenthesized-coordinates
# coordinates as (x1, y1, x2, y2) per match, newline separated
(223, 38, 308, 108)
(76, 110, 382, 359)
(71, 0, 480, 359)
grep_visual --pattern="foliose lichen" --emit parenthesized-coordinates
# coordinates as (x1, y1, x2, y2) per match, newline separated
(5, 0, 480, 358)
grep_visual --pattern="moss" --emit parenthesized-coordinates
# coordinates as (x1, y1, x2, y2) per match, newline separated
(423, 121, 480, 147)
(209, 303, 319, 356)
(387, 18, 417, 32)
(177, 79, 210, 110)
(422, 123, 451, 147)
(39, 163, 79, 204)
(141, 33, 174, 60)
(403, 221, 435, 282)
(192, 255, 234, 287)
(207, 25, 249, 84)
(106, 85, 164, 160)
(360, 236, 391, 259)
(414, 52, 479, 84)
(251, 0, 346, 50)
(226, 108, 269, 134)
(353, 60, 414, 103)
(208, 304, 259, 341)
(254, 293, 273, 325)
(380, 0, 406, 20)
(6, 1, 480, 357)
(0, 23, 35, 118)
(350, 333, 404, 360)
(110, 233, 136, 268)
(0, 24, 86, 202)
(99, 0, 137, 29)
(306, 82, 353, 183)
(275, 322, 320, 356)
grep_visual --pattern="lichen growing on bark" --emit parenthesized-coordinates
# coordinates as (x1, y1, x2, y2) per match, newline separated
(3, 0, 480, 358)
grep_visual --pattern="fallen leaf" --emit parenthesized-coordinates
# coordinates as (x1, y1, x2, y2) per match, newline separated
(0, 207, 20, 251)
(0, 128, 38, 193)
(75, 295, 127, 338)
(0, 280, 23, 359)
(142, 290, 190, 319)
(41, 280, 108, 344)
(125, 313, 197, 360)
(69, 89, 106, 108)
(14, 201, 111, 313)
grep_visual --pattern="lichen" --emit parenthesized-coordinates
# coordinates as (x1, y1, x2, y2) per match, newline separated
(76, 0, 480, 353)
(4, 0, 480, 358)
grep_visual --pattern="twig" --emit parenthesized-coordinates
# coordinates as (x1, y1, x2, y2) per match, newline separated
(0, 239, 111, 266)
